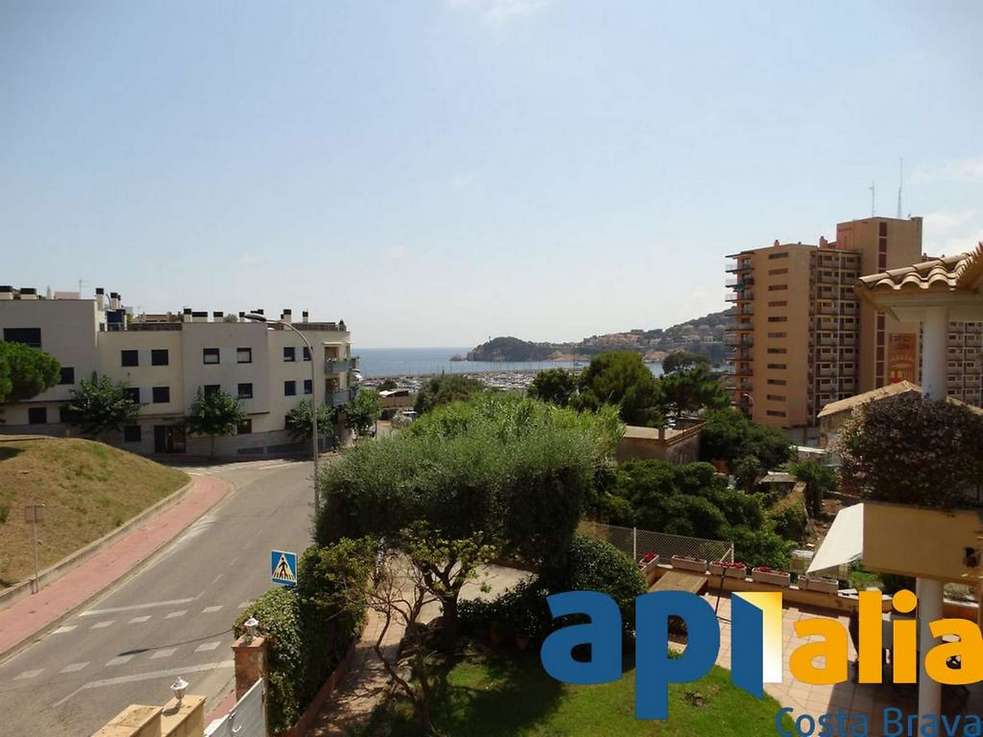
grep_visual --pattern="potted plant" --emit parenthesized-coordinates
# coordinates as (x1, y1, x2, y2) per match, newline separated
(797, 574, 839, 594)
(709, 560, 748, 579)
(671, 554, 708, 573)
(751, 566, 791, 587)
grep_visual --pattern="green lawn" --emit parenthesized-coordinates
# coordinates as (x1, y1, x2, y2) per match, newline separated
(381, 649, 790, 737)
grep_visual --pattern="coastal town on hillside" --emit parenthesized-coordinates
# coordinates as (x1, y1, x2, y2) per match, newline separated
(4, 5, 983, 737)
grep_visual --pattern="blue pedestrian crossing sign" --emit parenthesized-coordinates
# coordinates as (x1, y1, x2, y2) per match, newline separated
(271, 550, 298, 587)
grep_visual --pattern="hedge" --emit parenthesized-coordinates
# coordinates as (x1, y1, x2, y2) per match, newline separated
(235, 537, 375, 734)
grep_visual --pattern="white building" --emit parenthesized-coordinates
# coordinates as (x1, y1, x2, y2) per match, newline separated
(0, 285, 357, 456)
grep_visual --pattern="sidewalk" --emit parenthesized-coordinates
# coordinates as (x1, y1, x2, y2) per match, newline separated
(0, 474, 232, 661)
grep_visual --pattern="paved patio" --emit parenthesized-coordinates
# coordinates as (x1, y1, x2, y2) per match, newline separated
(706, 593, 982, 737)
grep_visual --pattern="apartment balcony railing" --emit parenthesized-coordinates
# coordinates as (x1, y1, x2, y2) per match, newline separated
(817, 334, 836, 346)
(725, 259, 751, 273)
(818, 366, 837, 377)
(817, 303, 836, 315)
(328, 387, 357, 406)
(839, 305, 858, 316)
(325, 356, 359, 373)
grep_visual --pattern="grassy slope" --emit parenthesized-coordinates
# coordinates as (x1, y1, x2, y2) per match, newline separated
(0, 438, 189, 587)
(385, 650, 790, 737)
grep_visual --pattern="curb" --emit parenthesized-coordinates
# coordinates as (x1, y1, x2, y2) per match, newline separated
(0, 475, 234, 665)
(0, 475, 195, 612)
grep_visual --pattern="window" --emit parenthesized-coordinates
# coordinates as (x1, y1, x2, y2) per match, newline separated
(767, 348, 787, 354)
(767, 252, 789, 260)
(121, 349, 139, 367)
(152, 386, 170, 404)
(768, 268, 789, 275)
(767, 284, 788, 291)
(237, 382, 253, 399)
(59, 366, 75, 385)
(204, 384, 221, 397)
(767, 379, 787, 386)
(237, 418, 252, 434)
(767, 301, 787, 307)
(878, 222, 888, 236)
(304, 379, 313, 395)
(767, 332, 787, 339)
(766, 410, 787, 417)
(237, 347, 252, 364)
(123, 425, 142, 443)
(284, 380, 297, 396)
(766, 394, 786, 401)
(203, 348, 220, 364)
(767, 316, 788, 323)
(283, 346, 296, 362)
(28, 407, 47, 424)
(125, 387, 141, 403)
(3, 327, 42, 348)
(303, 347, 311, 361)
(151, 349, 169, 366)
(766, 363, 787, 370)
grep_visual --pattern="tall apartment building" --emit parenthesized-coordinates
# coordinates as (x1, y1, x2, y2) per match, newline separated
(0, 285, 358, 456)
(724, 215, 946, 430)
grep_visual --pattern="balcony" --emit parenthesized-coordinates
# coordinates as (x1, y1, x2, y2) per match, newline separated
(816, 302, 836, 315)
(328, 387, 357, 406)
(325, 356, 359, 373)
(725, 259, 751, 273)
(817, 334, 836, 347)
(818, 366, 838, 377)
(839, 304, 858, 316)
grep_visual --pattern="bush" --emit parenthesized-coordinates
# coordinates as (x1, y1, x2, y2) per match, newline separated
(235, 537, 375, 734)
(414, 374, 486, 415)
(789, 460, 836, 517)
(771, 504, 808, 542)
(699, 408, 792, 469)
(727, 525, 793, 569)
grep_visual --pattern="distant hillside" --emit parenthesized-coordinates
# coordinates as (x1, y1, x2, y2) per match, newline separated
(0, 438, 189, 587)
(466, 309, 730, 364)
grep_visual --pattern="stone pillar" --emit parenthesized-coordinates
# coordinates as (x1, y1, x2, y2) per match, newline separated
(91, 706, 161, 737)
(916, 578, 943, 722)
(921, 306, 948, 399)
(160, 695, 205, 737)
(232, 635, 267, 701)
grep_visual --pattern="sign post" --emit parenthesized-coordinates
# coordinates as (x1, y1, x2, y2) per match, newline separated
(271, 550, 297, 588)
(24, 502, 45, 594)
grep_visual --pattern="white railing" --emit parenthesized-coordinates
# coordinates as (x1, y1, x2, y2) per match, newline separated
(205, 679, 266, 737)
(578, 521, 734, 565)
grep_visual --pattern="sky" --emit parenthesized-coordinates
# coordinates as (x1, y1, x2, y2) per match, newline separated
(2, 1, 982, 347)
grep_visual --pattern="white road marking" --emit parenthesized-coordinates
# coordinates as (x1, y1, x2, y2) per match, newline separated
(194, 641, 221, 653)
(14, 669, 43, 680)
(150, 648, 177, 659)
(201, 605, 223, 614)
(53, 660, 234, 707)
(60, 662, 89, 674)
(128, 615, 152, 624)
(106, 655, 135, 667)
(165, 610, 188, 619)
(91, 620, 115, 630)
(211, 573, 223, 584)
(51, 625, 77, 635)
(236, 601, 251, 609)
(81, 596, 196, 617)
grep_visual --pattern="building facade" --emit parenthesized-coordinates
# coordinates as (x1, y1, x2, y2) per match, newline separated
(0, 286, 357, 456)
(724, 216, 980, 430)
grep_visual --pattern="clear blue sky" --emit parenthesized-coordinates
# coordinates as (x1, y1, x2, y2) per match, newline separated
(2, 1, 982, 347)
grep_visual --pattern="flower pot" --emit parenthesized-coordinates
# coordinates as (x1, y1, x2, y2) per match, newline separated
(671, 555, 708, 573)
(751, 567, 791, 587)
(798, 575, 839, 595)
(638, 552, 660, 568)
(639, 559, 662, 586)
(709, 561, 748, 579)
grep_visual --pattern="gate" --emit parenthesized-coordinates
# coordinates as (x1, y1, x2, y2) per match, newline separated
(205, 679, 267, 737)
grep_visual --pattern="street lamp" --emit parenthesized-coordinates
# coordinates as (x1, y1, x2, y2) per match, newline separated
(244, 313, 320, 516)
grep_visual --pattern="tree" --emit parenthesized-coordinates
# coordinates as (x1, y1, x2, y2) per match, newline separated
(62, 374, 140, 438)
(344, 389, 381, 436)
(528, 368, 577, 407)
(699, 408, 792, 469)
(0, 341, 60, 404)
(662, 350, 709, 374)
(575, 351, 662, 426)
(789, 459, 836, 517)
(185, 387, 245, 457)
(414, 374, 485, 415)
(733, 455, 764, 492)
(839, 394, 983, 508)
(654, 364, 729, 420)
(285, 399, 337, 444)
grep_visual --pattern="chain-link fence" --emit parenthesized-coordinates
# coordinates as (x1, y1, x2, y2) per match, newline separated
(578, 520, 734, 565)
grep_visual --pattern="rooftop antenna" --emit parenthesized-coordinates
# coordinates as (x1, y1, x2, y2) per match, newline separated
(869, 181, 875, 217)
(77, 279, 88, 297)
(896, 157, 904, 219)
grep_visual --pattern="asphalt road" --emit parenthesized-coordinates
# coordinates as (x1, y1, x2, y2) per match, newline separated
(0, 458, 318, 737)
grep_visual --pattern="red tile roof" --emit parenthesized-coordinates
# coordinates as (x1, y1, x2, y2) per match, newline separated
(857, 243, 983, 293)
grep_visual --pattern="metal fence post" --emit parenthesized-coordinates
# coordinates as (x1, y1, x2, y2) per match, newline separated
(632, 527, 637, 563)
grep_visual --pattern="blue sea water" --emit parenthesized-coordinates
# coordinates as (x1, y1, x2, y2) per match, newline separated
(355, 346, 663, 379)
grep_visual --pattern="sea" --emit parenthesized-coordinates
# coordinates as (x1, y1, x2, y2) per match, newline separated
(355, 346, 663, 379)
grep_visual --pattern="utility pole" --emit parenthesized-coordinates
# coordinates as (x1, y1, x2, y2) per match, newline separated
(869, 181, 876, 217)
(897, 157, 904, 219)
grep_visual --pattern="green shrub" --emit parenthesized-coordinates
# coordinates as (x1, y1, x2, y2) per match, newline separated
(235, 537, 375, 734)
(727, 525, 793, 569)
(770, 504, 808, 542)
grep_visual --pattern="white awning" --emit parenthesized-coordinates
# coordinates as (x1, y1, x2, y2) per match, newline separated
(807, 503, 864, 574)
